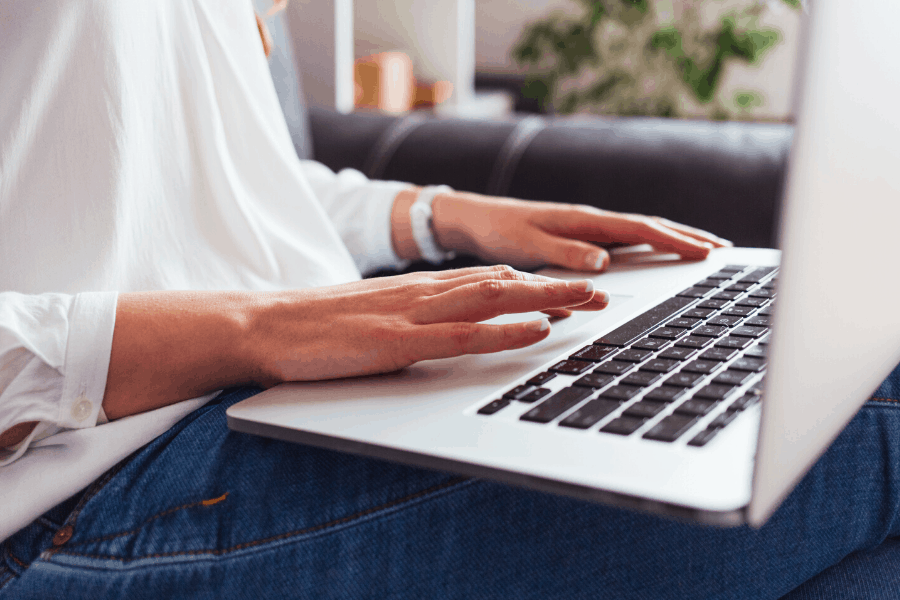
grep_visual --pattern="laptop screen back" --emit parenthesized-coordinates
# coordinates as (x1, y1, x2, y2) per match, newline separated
(750, 1, 900, 525)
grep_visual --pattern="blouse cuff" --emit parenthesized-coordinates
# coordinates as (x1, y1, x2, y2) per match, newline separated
(55, 291, 118, 430)
(355, 181, 414, 275)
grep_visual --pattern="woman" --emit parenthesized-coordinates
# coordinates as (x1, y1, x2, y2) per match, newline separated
(2, 1, 899, 598)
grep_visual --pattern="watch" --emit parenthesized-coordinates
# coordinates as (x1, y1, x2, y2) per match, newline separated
(409, 185, 456, 264)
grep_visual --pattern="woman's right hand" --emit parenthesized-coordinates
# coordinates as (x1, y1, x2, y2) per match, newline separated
(102, 266, 609, 421)
(250, 265, 608, 384)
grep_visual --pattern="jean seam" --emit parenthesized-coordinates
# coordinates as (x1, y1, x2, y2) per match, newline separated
(52, 475, 470, 562)
(69, 493, 231, 547)
(871, 397, 900, 403)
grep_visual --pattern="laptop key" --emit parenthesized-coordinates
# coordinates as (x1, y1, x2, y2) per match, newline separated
(713, 370, 754, 386)
(744, 345, 768, 358)
(518, 388, 552, 403)
(741, 267, 776, 282)
(706, 315, 742, 327)
(615, 349, 654, 363)
(644, 386, 688, 403)
(693, 325, 728, 338)
(665, 371, 705, 388)
(749, 288, 775, 299)
(699, 299, 729, 309)
(594, 360, 636, 376)
(731, 394, 761, 411)
(688, 427, 721, 447)
(713, 291, 741, 302)
(694, 278, 722, 288)
(624, 401, 667, 419)
(723, 265, 749, 272)
(758, 306, 775, 317)
(478, 399, 510, 415)
(631, 337, 671, 351)
(643, 414, 699, 442)
(731, 326, 768, 338)
(722, 306, 756, 317)
(727, 282, 754, 292)
(674, 336, 715, 349)
(735, 297, 768, 308)
(559, 399, 622, 429)
(594, 296, 694, 347)
(699, 348, 738, 362)
(682, 359, 721, 375)
(503, 385, 536, 400)
(527, 371, 557, 387)
(729, 356, 766, 372)
(550, 360, 594, 375)
(521, 387, 593, 423)
(622, 370, 663, 387)
(683, 308, 715, 319)
(667, 318, 700, 329)
(640, 359, 680, 373)
(675, 399, 719, 416)
(744, 315, 771, 327)
(714, 336, 753, 350)
(694, 384, 736, 400)
(658, 346, 698, 361)
(600, 416, 646, 436)
(573, 373, 616, 389)
(709, 410, 739, 429)
(572, 345, 618, 362)
(648, 327, 688, 341)
(599, 385, 642, 401)
(677, 287, 711, 299)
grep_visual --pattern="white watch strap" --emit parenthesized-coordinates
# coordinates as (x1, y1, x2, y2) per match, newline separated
(410, 185, 455, 264)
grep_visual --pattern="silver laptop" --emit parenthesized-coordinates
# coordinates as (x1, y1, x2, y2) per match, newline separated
(227, 2, 900, 526)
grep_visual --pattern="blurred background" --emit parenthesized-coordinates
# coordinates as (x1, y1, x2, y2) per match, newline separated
(286, 0, 803, 121)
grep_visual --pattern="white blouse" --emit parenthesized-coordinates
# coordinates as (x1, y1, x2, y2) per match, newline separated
(0, 0, 410, 542)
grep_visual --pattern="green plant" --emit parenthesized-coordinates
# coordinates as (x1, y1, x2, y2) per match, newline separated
(513, 0, 799, 118)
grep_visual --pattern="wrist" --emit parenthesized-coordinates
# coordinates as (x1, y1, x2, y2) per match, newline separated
(431, 191, 479, 256)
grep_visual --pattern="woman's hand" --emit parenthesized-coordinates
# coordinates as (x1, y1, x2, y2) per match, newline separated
(101, 266, 608, 421)
(428, 191, 731, 272)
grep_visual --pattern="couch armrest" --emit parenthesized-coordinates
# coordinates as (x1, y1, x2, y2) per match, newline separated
(308, 107, 793, 249)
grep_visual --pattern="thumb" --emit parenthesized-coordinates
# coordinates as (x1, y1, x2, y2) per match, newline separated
(530, 230, 610, 273)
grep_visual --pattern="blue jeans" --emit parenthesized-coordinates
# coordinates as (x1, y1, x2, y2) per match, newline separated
(3, 365, 900, 600)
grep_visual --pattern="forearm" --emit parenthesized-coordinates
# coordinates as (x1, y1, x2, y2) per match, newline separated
(102, 291, 262, 420)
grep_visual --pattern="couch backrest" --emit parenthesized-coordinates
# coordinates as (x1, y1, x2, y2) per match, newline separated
(253, 0, 312, 160)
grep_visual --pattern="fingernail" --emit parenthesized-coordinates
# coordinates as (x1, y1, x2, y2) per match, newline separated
(568, 279, 594, 293)
(720, 238, 734, 247)
(529, 318, 550, 333)
(596, 290, 610, 304)
(586, 252, 606, 270)
(702, 242, 714, 249)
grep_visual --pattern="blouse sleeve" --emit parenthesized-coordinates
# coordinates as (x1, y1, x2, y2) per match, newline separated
(297, 160, 415, 276)
(0, 291, 118, 466)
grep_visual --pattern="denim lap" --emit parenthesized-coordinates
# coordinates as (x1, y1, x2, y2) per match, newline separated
(3, 364, 900, 599)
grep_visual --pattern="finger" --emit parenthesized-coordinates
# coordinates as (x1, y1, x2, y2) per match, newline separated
(527, 229, 611, 273)
(537, 207, 713, 259)
(653, 217, 733, 248)
(416, 278, 609, 324)
(633, 219, 713, 259)
(542, 308, 573, 318)
(413, 319, 551, 361)
(422, 267, 609, 312)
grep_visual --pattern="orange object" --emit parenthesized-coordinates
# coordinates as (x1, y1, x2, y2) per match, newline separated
(354, 52, 452, 113)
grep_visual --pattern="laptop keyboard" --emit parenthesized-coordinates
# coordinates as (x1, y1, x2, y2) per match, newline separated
(477, 265, 774, 447)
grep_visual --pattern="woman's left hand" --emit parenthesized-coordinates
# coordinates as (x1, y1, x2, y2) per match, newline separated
(431, 191, 732, 273)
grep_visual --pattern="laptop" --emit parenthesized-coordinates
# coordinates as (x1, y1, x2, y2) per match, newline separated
(227, 2, 900, 526)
